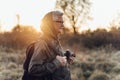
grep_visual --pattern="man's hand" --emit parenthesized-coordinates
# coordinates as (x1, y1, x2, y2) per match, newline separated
(56, 55, 67, 66)
(68, 56, 75, 64)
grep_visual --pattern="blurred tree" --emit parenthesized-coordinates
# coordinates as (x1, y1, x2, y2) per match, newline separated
(110, 13, 120, 28)
(55, 0, 92, 34)
(9, 25, 39, 49)
(12, 25, 37, 33)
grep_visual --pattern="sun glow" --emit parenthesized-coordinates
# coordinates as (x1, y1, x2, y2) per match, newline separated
(0, 0, 56, 32)
(0, 0, 120, 32)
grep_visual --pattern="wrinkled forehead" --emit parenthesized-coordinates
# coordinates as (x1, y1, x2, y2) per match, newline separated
(52, 11, 63, 21)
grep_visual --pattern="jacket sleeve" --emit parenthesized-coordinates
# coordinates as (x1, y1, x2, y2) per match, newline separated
(28, 41, 61, 77)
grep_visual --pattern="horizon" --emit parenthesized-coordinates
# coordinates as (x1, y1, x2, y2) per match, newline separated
(0, 0, 120, 32)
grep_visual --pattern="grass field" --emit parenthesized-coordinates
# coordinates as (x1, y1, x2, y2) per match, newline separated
(0, 46, 120, 80)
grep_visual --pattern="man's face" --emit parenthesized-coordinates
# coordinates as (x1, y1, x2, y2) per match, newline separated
(53, 15, 64, 34)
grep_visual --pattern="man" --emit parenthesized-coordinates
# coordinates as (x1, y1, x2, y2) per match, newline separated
(28, 11, 72, 80)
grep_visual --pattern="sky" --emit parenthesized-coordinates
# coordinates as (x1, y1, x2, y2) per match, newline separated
(0, 0, 120, 32)
(0, 0, 56, 31)
(82, 0, 120, 31)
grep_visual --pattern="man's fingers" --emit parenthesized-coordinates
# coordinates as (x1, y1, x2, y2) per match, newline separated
(56, 55, 67, 66)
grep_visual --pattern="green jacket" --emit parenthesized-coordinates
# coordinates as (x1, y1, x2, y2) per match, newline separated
(28, 36, 71, 80)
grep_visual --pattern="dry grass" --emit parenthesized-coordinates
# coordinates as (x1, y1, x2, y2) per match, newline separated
(0, 46, 120, 80)
(0, 47, 25, 80)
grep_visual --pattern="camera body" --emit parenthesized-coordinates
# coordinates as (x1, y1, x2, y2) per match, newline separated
(64, 50, 76, 62)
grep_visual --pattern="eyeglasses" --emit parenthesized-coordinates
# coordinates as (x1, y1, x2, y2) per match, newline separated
(54, 21, 64, 23)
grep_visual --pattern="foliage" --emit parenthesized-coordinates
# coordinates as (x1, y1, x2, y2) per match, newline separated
(0, 45, 120, 80)
(55, 0, 91, 34)
(112, 64, 120, 74)
(60, 27, 120, 50)
(88, 70, 110, 80)
(80, 62, 95, 79)
(95, 62, 115, 73)
(1, 25, 120, 50)
(0, 25, 39, 49)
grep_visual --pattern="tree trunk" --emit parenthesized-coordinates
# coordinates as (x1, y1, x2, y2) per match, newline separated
(72, 16, 77, 35)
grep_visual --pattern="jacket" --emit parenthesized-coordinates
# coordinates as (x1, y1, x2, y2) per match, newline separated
(28, 36, 71, 80)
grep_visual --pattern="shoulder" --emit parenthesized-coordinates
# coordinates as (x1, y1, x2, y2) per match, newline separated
(34, 38, 48, 51)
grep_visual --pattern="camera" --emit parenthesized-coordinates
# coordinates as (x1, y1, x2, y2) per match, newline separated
(64, 49, 76, 62)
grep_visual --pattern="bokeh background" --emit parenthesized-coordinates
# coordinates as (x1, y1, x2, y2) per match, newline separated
(0, 0, 120, 80)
